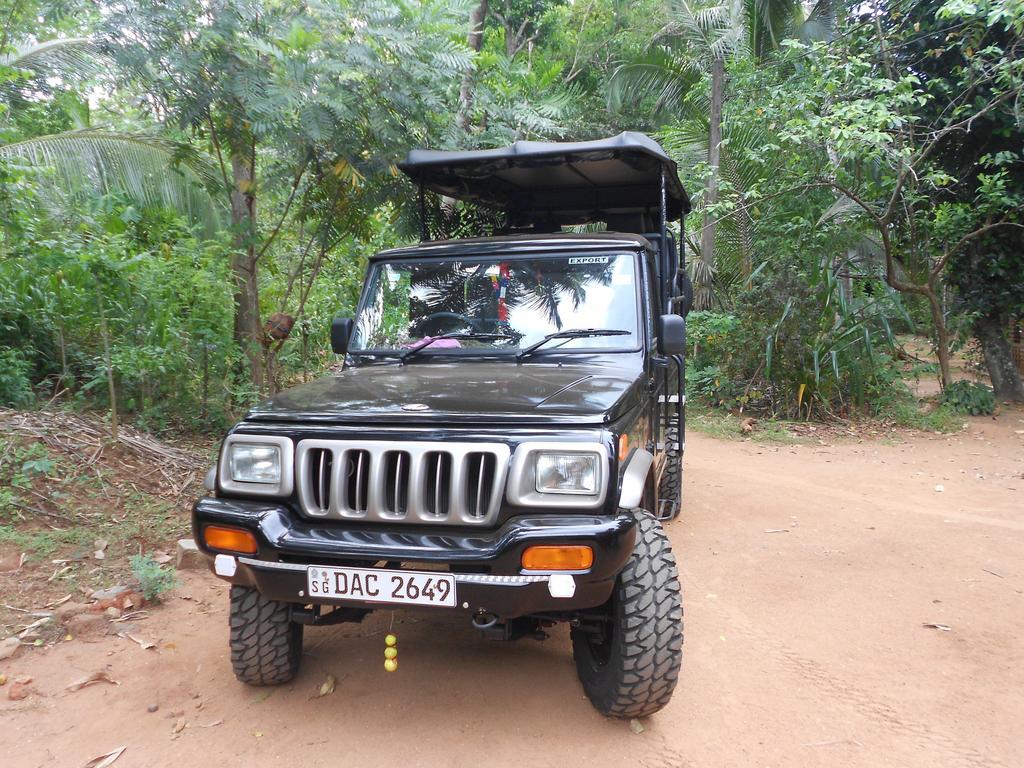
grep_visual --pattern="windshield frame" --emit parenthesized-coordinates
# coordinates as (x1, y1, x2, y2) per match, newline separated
(349, 248, 645, 361)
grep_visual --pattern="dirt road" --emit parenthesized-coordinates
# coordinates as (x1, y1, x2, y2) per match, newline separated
(3, 412, 1023, 768)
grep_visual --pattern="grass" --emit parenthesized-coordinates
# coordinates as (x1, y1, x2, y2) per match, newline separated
(0, 434, 190, 577)
(686, 382, 968, 442)
(687, 404, 801, 443)
(0, 525, 95, 558)
(879, 400, 966, 432)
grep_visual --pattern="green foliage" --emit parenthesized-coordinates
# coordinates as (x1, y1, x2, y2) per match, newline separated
(2, 0, 1022, 426)
(942, 380, 996, 415)
(129, 553, 178, 601)
(0, 184, 239, 430)
(686, 252, 910, 418)
(0, 347, 34, 407)
(687, 310, 741, 369)
(0, 438, 60, 519)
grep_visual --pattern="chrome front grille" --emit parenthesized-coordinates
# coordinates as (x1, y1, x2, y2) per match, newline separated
(295, 440, 510, 525)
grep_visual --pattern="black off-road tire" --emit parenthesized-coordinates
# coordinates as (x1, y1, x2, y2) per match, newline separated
(658, 426, 682, 521)
(571, 510, 683, 718)
(229, 585, 303, 685)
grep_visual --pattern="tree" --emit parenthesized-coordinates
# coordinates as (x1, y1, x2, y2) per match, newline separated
(457, 2, 490, 134)
(776, 2, 1024, 388)
(489, 0, 566, 59)
(952, 229, 1024, 400)
(609, 0, 834, 308)
(0, 37, 218, 231)
(902, 0, 1024, 400)
(102, 0, 470, 393)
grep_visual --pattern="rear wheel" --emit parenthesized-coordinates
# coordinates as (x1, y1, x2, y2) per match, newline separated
(571, 510, 683, 718)
(229, 585, 303, 685)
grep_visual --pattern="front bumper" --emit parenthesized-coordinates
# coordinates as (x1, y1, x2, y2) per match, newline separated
(192, 497, 636, 618)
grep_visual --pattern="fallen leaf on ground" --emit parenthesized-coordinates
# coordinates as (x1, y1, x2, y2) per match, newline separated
(317, 674, 337, 697)
(172, 717, 186, 734)
(199, 719, 224, 728)
(120, 633, 156, 650)
(151, 551, 173, 565)
(18, 616, 52, 639)
(110, 611, 149, 623)
(764, 528, 789, 534)
(922, 622, 952, 631)
(629, 718, 645, 734)
(66, 671, 119, 692)
(81, 746, 126, 768)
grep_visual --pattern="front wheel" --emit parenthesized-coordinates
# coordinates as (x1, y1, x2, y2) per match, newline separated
(571, 510, 683, 718)
(229, 585, 303, 685)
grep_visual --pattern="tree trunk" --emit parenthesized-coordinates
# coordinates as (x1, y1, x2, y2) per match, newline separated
(698, 57, 725, 301)
(975, 312, 1024, 402)
(229, 145, 264, 393)
(923, 285, 952, 390)
(95, 284, 118, 442)
(456, 0, 488, 134)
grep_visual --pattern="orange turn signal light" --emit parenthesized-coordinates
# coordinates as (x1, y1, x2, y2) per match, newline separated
(521, 545, 593, 572)
(618, 433, 630, 462)
(203, 525, 258, 555)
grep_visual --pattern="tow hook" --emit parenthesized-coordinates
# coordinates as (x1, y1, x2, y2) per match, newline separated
(471, 611, 499, 630)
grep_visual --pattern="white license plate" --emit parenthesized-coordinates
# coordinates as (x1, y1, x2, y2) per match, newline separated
(306, 566, 457, 607)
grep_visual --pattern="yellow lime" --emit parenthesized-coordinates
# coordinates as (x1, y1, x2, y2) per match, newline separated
(384, 647, 398, 660)
(384, 634, 397, 647)
(384, 659, 398, 672)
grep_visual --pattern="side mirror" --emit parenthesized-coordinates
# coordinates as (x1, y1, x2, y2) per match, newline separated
(676, 272, 694, 317)
(330, 317, 354, 354)
(657, 314, 686, 356)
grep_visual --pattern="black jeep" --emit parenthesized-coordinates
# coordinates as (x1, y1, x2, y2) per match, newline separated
(193, 132, 693, 718)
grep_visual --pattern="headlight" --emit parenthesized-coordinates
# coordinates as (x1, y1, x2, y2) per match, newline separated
(229, 444, 281, 484)
(506, 442, 607, 509)
(535, 452, 598, 495)
(217, 435, 294, 496)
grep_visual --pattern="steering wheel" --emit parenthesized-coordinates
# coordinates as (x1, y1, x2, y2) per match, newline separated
(411, 311, 479, 337)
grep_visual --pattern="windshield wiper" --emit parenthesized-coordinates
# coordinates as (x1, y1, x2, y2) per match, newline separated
(515, 329, 631, 362)
(399, 332, 512, 363)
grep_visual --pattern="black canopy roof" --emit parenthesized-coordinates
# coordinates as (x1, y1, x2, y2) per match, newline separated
(399, 132, 690, 226)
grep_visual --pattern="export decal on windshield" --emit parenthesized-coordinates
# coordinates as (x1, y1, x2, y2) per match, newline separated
(568, 256, 609, 264)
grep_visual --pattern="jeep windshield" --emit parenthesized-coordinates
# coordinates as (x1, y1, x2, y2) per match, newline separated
(350, 253, 640, 357)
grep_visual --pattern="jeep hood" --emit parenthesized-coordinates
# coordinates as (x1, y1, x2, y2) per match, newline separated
(246, 361, 645, 426)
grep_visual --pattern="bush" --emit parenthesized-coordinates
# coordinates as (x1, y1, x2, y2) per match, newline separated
(130, 553, 178, 601)
(942, 380, 995, 415)
(0, 347, 35, 407)
(727, 252, 917, 418)
(687, 311, 741, 370)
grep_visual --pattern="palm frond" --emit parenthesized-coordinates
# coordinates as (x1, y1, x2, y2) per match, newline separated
(799, 0, 837, 45)
(817, 195, 870, 224)
(1, 37, 102, 99)
(2, 37, 98, 72)
(667, 0, 750, 63)
(608, 47, 701, 115)
(0, 129, 222, 232)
